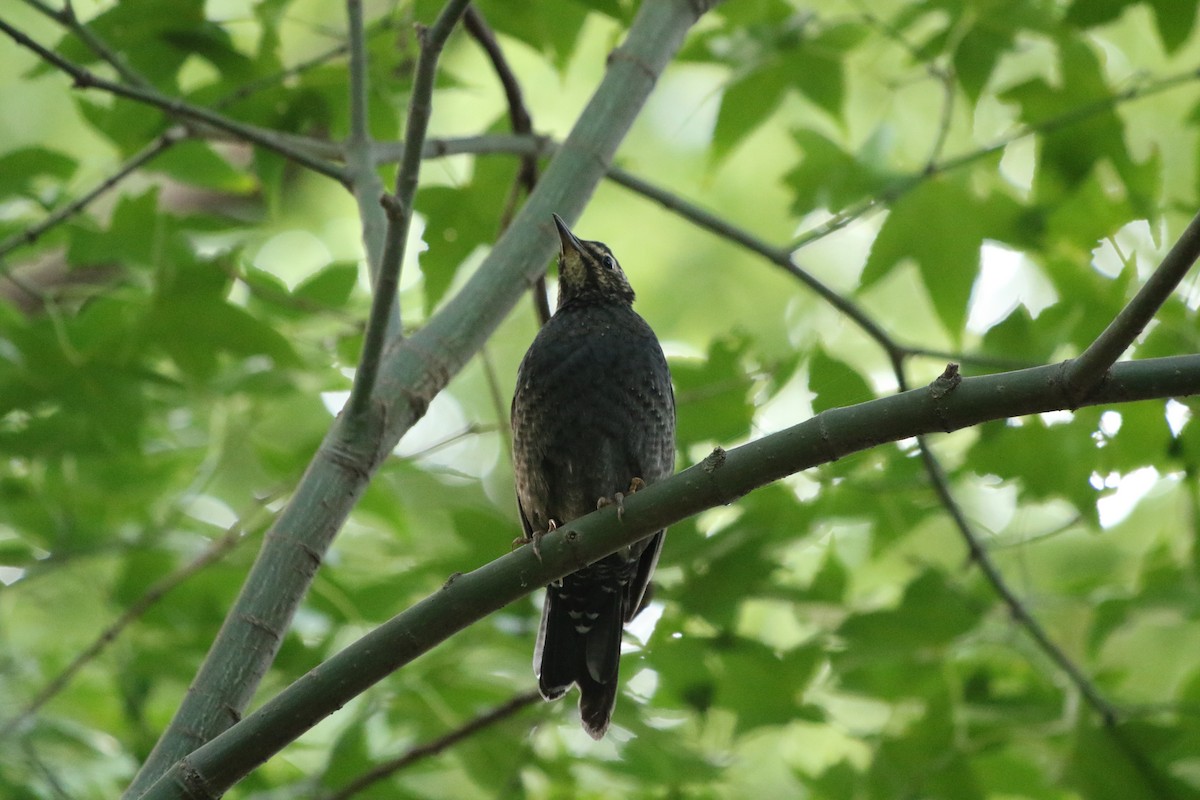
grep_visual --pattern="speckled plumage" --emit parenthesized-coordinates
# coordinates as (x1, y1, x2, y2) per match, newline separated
(511, 214, 675, 739)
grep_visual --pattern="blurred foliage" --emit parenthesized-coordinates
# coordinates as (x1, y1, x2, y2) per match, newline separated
(2, 0, 1200, 798)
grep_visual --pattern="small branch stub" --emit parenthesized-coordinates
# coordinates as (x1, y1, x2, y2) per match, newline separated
(929, 362, 962, 399)
(380, 193, 405, 220)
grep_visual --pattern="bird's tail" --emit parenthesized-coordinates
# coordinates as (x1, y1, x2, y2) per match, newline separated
(534, 581, 625, 740)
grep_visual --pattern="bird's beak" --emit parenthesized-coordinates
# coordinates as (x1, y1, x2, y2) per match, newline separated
(552, 213, 584, 256)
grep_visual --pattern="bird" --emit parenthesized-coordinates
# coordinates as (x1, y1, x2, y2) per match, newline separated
(510, 213, 676, 739)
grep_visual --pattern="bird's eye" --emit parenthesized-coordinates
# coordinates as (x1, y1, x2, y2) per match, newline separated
(601, 255, 616, 270)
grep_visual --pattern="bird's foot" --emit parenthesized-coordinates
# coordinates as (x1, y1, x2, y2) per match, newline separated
(596, 477, 647, 521)
(512, 519, 556, 561)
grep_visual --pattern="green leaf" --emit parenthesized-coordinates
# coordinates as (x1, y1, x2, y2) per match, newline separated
(1000, 36, 1159, 218)
(0, 537, 39, 567)
(712, 63, 789, 164)
(1064, 0, 1132, 28)
(471, 0, 589, 70)
(67, 188, 162, 268)
(653, 634, 823, 732)
(148, 140, 255, 193)
(980, 307, 1057, 363)
(862, 177, 984, 336)
(293, 262, 360, 310)
(1065, 718, 1200, 800)
(671, 333, 755, 447)
(968, 417, 1100, 521)
(417, 152, 514, 314)
(1148, 0, 1200, 52)
(804, 546, 848, 603)
(0, 148, 76, 198)
(836, 569, 981, 661)
(669, 485, 808, 628)
(786, 23, 865, 119)
(785, 128, 896, 216)
(808, 347, 874, 414)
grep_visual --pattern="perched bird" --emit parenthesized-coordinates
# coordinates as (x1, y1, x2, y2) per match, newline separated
(511, 214, 676, 739)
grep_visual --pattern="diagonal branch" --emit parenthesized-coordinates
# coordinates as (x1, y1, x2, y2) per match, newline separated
(347, 0, 472, 416)
(1064, 208, 1200, 401)
(22, 0, 152, 89)
(343, 0, 390, 293)
(320, 690, 541, 800)
(463, 4, 551, 325)
(0, 17, 349, 185)
(604, 165, 901, 356)
(0, 505, 269, 741)
(0, 128, 186, 262)
(914, 435, 1119, 723)
(136, 354, 1200, 799)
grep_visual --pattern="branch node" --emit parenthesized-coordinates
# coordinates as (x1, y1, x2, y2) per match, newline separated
(703, 446, 727, 473)
(928, 362, 961, 399)
(380, 192, 405, 220)
(606, 47, 657, 82)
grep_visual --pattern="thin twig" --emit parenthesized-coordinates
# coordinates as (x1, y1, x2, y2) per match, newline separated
(320, 690, 542, 800)
(0, 128, 186, 262)
(0, 17, 349, 185)
(22, 0, 152, 89)
(344, 0, 391, 300)
(478, 346, 513, 462)
(214, 17, 398, 112)
(1064, 208, 1200, 401)
(915, 436, 1119, 725)
(900, 346, 1036, 372)
(0, 502, 274, 740)
(605, 164, 901, 358)
(785, 66, 1200, 253)
(348, 0, 472, 417)
(462, 4, 551, 325)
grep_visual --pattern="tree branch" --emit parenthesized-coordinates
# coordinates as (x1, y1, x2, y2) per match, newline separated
(0, 128, 186, 262)
(343, 0, 391, 305)
(0, 17, 350, 185)
(348, 0, 472, 417)
(1064, 208, 1200, 400)
(136, 354, 1200, 799)
(320, 690, 541, 800)
(463, 4, 551, 325)
(0, 504, 268, 741)
(915, 437, 1119, 724)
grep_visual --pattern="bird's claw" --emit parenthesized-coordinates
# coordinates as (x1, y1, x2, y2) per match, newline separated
(596, 477, 647, 522)
(513, 520, 556, 562)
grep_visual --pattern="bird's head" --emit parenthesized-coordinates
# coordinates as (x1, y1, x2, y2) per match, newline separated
(552, 213, 635, 309)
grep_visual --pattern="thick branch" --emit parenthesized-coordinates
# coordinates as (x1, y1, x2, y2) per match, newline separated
(137, 354, 1200, 799)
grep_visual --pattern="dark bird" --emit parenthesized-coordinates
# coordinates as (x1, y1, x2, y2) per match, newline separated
(511, 214, 676, 739)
